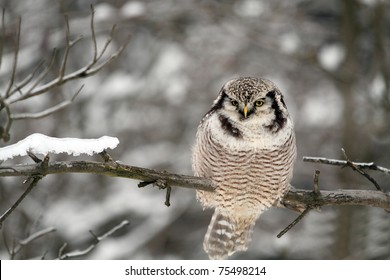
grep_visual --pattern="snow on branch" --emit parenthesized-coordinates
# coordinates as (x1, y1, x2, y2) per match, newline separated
(0, 133, 119, 161)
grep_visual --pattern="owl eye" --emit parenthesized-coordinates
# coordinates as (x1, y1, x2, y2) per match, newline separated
(255, 100, 264, 107)
(230, 100, 239, 106)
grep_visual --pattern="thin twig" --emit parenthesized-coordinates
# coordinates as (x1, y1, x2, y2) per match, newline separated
(99, 149, 116, 163)
(0, 176, 43, 229)
(341, 148, 382, 191)
(313, 169, 320, 195)
(165, 186, 172, 207)
(11, 85, 84, 120)
(0, 8, 6, 71)
(59, 14, 71, 81)
(277, 207, 311, 238)
(26, 151, 42, 163)
(2, 231, 11, 256)
(19, 227, 56, 246)
(276, 169, 322, 237)
(8, 227, 57, 258)
(9, 60, 45, 96)
(16, 49, 58, 103)
(57, 220, 129, 259)
(58, 243, 67, 258)
(90, 5, 98, 63)
(138, 177, 172, 206)
(96, 24, 117, 62)
(5, 16, 21, 98)
(80, 35, 130, 76)
(59, 15, 84, 82)
(303, 156, 390, 174)
(138, 180, 155, 188)
(96, 220, 129, 241)
(41, 250, 49, 260)
(0, 98, 12, 142)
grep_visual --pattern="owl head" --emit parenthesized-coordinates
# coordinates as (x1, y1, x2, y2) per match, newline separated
(210, 77, 289, 133)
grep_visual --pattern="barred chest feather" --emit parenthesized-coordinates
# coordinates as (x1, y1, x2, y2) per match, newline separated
(193, 113, 296, 214)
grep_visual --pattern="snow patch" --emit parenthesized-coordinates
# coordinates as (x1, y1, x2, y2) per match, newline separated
(279, 33, 300, 54)
(318, 44, 345, 71)
(0, 133, 119, 161)
(370, 73, 386, 101)
(94, 3, 117, 21)
(121, 1, 146, 18)
(234, 0, 265, 17)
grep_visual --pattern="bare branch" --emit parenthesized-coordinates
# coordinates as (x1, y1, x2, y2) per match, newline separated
(14, 48, 58, 103)
(5, 16, 21, 98)
(6, 227, 57, 258)
(0, 175, 43, 229)
(303, 156, 390, 174)
(0, 159, 389, 211)
(165, 186, 172, 207)
(277, 169, 325, 237)
(96, 24, 117, 62)
(9, 60, 46, 96)
(59, 15, 83, 82)
(99, 150, 116, 163)
(90, 5, 98, 63)
(0, 7, 129, 143)
(277, 207, 311, 238)
(96, 220, 129, 241)
(9, 35, 129, 104)
(11, 85, 83, 120)
(0, 160, 214, 191)
(0, 8, 5, 70)
(57, 220, 129, 260)
(313, 169, 320, 195)
(0, 98, 12, 142)
(341, 148, 382, 191)
(19, 227, 56, 246)
(58, 243, 67, 258)
(82, 35, 130, 76)
(284, 188, 390, 211)
(26, 151, 42, 163)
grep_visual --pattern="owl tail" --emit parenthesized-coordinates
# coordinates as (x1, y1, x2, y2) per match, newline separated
(203, 210, 255, 260)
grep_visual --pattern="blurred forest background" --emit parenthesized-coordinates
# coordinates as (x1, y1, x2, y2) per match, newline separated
(0, 0, 389, 259)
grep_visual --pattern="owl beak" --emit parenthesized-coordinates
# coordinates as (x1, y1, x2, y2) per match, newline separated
(243, 105, 248, 118)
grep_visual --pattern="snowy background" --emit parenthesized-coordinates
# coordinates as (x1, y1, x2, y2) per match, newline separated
(0, 0, 389, 259)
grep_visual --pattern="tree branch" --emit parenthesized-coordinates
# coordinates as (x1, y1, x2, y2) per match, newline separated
(0, 160, 214, 191)
(0, 175, 43, 229)
(56, 220, 129, 260)
(10, 85, 84, 120)
(303, 156, 390, 174)
(0, 7, 130, 142)
(283, 188, 390, 212)
(7, 227, 57, 259)
(0, 159, 389, 211)
(5, 16, 21, 98)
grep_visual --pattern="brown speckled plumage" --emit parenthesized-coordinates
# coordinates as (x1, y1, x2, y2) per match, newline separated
(192, 77, 296, 259)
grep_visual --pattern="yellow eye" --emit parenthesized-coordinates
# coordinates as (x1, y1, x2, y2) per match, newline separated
(255, 100, 264, 107)
(230, 100, 239, 106)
